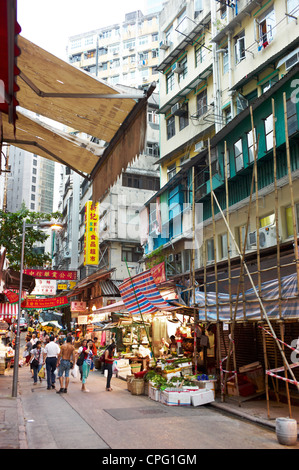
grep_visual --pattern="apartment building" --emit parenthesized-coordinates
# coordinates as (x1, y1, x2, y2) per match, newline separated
(67, 9, 162, 89)
(142, 0, 299, 285)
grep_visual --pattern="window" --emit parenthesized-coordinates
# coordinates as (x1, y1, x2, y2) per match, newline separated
(196, 89, 207, 117)
(223, 106, 231, 124)
(206, 238, 214, 262)
(223, 49, 229, 74)
(220, 233, 228, 259)
(261, 74, 279, 93)
(148, 110, 159, 125)
(234, 138, 244, 172)
(194, 0, 203, 17)
(31, 185, 36, 192)
(85, 36, 94, 46)
(195, 42, 206, 66)
(166, 72, 175, 93)
(152, 33, 158, 42)
(71, 39, 81, 49)
(165, 25, 174, 45)
(247, 128, 257, 164)
(178, 56, 188, 81)
(258, 7, 275, 47)
(30, 203, 35, 210)
(223, 150, 230, 179)
(260, 213, 275, 228)
(234, 31, 245, 63)
(32, 176, 36, 183)
(122, 173, 159, 190)
(102, 30, 112, 39)
(167, 163, 176, 181)
(152, 48, 159, 58)
(179, 103, 189, 131)
(146, 143, 159, 157)
(32, 168, 37, 175)
(139, 35, 149, 46)
(121, 246, 140, 262)
(264, 114, 274, 151)
(287, 98, 298, 136)
(285, 203, 299, 237)
(124, 39, 135, 49)
(166, 116, 175, 140)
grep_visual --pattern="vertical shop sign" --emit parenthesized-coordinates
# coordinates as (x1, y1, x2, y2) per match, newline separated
(84, 201, 99, 266)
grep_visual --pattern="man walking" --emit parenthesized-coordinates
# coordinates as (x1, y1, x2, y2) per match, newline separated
(56, 336, 76, 394)
(44, 335, 60, 390)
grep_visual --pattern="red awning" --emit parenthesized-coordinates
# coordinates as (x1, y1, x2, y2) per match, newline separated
(0, 303, 18, 321)
(0, 0, 21, 126)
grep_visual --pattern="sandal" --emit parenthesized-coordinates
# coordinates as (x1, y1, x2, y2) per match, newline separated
(106, 388, 113, 391)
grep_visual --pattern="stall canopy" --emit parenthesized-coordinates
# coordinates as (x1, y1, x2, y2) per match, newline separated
(1, 33, 155, 201)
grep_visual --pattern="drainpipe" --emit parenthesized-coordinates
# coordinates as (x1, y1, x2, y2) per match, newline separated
(227, 31, 235, 119)
(211, 0, 221, 133)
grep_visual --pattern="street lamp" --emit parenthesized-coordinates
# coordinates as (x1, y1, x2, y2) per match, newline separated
(12, 220, 64, 398)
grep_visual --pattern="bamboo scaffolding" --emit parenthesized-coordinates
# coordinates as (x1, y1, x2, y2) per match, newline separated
(283, 92, 299, 294)
(262, 327, 271, 418)
(211, 191, 299, 392)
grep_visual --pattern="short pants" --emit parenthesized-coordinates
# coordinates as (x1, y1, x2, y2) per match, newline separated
(58, 359, 71, 377)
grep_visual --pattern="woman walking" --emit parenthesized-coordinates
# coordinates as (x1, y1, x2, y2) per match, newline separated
(30, 341, 44, 385)
(105, 343, 116, 391)
(81, 340, 93, 392)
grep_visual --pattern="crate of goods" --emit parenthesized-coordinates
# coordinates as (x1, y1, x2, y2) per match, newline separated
(131, 378, 145, 395)
(162, 367, 181, 381)
(160, 389, 191, 406)
(130, 362, 141, 374)
(0, 362, 5, 375)
(127, 375, 135, 392)
(190, 389, 215, 407)
(116, 359, 131, 380)
(148, 382, 160, 401)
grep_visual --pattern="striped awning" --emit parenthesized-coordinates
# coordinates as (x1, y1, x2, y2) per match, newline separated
(0, 303, 18, 321)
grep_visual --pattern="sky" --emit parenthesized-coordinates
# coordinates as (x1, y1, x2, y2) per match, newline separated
(17, 0, 147, 60)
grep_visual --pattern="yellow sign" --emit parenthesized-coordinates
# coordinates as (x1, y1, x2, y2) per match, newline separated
(84, 201, 99, 266)
(69, 281, 77, 290)
(57, 284, 68, 290)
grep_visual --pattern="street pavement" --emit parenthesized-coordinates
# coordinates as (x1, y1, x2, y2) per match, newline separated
(0, 345, 298, 453)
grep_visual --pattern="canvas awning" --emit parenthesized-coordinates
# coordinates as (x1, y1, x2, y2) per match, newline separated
(2, 34, 155, 199)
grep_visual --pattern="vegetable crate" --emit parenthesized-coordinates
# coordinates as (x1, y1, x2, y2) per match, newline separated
(148, 382, 160, 402)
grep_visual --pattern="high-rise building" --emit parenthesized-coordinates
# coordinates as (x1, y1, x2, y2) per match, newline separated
(67, 9, 161, 89)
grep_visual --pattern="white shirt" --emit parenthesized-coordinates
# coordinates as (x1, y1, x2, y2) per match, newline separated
(44, 341, 60, 358)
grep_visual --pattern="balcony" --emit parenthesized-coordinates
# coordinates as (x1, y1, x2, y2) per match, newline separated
(212, 0, 261, 43)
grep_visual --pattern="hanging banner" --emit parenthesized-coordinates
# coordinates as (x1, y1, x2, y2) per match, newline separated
(23, 269, 77, 280)
(30, 279, 57, 296)
(21, 296, 69, 309)
(84, 201, 99, 266)
(4, 290, 19, 304)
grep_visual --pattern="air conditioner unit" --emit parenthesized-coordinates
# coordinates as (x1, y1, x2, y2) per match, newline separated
(171, 102, 187, 117)
(249, 224, 277, 248)
(195, 141, 207, 153)
(159, 40, 169, 50)
(172, 62, 183, 74)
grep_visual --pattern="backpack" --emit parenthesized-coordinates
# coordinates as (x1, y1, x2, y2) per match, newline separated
(76, 350, 84, 367)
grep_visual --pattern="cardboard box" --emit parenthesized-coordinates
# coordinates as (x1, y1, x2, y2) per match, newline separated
(190, 389, 214, 407)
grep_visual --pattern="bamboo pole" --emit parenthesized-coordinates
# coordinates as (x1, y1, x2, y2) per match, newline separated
(191, 166, 198, 375)
(279, 322, 292, 417)
(272, 98, 292, 414)
(208, 138, 222, 400)
(224, 140, 239, 397)
(250, 106, 262, 319)
(262, 327, 271, 418)
(283, 92, 299, 294)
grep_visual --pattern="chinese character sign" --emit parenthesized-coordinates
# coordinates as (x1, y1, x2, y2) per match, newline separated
(84, 201, 99, 266)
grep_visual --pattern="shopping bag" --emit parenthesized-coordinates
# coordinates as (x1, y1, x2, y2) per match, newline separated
(38, 365, 45, 378)
(71, 364, 78, 378)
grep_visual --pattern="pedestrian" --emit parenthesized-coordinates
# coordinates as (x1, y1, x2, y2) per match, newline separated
(105, 343, 116, 391)
(23, 335, 33, 366)
(81, 339, 93, 392)
(44, 335, 60, 390)
(56, 336, 76, 394)
(30, 341, 45, 385)
(77, 339, 87, 382)
(30, 333, 38, 347)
